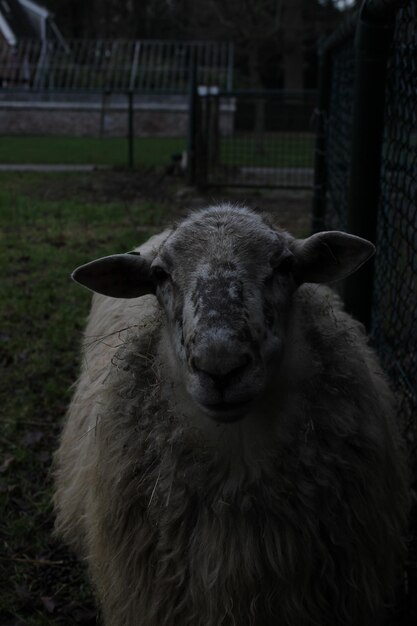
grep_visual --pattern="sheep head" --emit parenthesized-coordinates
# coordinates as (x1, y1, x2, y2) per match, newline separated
(72, 206, 374, 423)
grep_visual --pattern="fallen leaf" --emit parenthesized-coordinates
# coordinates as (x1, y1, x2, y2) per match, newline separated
(41, 595, 56, 613)
(14, 583, 31, 601)
(18, 350, 29, 362)
(11, 496, 31, 512)
(72, 607, 97, 624)
(37, 450, 50, 464)
(0, 479, 16, 493)
(62, 601, 97, 623)
(21, 430, 44, 447)
(0, 455, 15, 472)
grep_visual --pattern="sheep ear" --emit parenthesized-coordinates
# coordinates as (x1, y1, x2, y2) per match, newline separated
(72, 253, 155, 298)
(291, 231, 375, 285)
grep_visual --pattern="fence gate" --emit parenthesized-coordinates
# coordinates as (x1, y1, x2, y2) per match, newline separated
(193, 90, 317, 189)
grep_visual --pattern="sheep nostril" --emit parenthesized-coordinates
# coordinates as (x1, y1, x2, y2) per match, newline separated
(191, 352, 252, 389)
(227, 354, 251, 377)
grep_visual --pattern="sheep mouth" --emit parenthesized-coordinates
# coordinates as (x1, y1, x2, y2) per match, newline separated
(198, 399, 253, 423)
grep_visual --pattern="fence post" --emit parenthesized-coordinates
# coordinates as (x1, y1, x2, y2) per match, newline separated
(100, 90, 111, 138)
(187, 52, 198, 186)
(311, 43, 332, 234)
(127, 90, 134, 169)
(344, 0, 397, 329)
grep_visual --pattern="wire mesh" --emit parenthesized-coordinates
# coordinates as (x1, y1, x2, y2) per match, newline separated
(372, 1, 417, 441)
(319, 0, 417, 621)
(197, 91, 316, 189)
(325, 39, 355, 230)
(370, 3, 417, 617)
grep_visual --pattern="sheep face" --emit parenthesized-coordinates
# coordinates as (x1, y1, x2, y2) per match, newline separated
(150, 208, 295, 421)
(72, 205, 375, 423)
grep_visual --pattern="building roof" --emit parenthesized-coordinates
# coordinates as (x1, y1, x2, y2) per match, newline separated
(0, 0, 64, 46)
(0, 0, 37, 44)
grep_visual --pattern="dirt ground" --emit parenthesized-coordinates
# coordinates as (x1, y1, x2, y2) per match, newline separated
(23, 166, 313, 237)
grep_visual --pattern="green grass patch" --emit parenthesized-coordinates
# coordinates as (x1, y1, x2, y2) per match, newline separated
(0, 172, 171, 624)
(0, 134, 314, 169)
(0, 136, 186, 167)
(221, 133, 314, 168)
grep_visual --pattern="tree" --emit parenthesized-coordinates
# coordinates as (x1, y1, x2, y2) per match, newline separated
(44, 0, 171, 38)
(43, 0, 355, 87)
(282, 0, 304, 90)
(208, 0, 284, 87)
(164, 0, 348, 89)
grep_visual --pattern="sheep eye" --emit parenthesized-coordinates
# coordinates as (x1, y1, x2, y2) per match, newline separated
(152, 266, 170, 283)
(276, 254, 293, 274)
(270, 251, 293, 274)
(264, 271, 274, 286)
(265, 254, 293, 286)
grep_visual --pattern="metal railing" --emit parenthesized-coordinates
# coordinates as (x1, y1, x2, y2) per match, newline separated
(0, 39, 234, 94)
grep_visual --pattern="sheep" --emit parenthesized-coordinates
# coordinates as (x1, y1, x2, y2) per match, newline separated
(54, 204, 408, 626)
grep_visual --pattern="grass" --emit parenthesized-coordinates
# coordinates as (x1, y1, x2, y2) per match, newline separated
(221, 133, 314, 168)
(0, 171, 173, 625)
(0, 134, 314, 169)
(0, 136, 187, 167)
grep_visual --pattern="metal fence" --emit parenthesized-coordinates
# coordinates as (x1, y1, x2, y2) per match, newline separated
(0, 39, 233, 94)
(0, 39, 233, 170)
(313, 1, 416, 623)
(190, 90, 316, 189)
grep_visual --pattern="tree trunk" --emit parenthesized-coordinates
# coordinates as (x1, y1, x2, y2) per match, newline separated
(248, 45, 266, 153)
(282, 0, 304, 90)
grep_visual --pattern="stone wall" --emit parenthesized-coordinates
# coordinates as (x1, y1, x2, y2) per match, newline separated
(0, 97, 235, 137)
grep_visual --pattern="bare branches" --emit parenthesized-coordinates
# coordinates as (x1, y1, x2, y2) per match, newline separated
(207, 0, 284, 42)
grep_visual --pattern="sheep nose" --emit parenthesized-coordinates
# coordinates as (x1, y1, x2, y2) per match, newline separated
(191, 350, 252, 389)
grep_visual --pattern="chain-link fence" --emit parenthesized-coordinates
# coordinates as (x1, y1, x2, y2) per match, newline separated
(324, 36, 355, 230)
(372, 6, 417, 620)
(313, 1, 416, 623)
